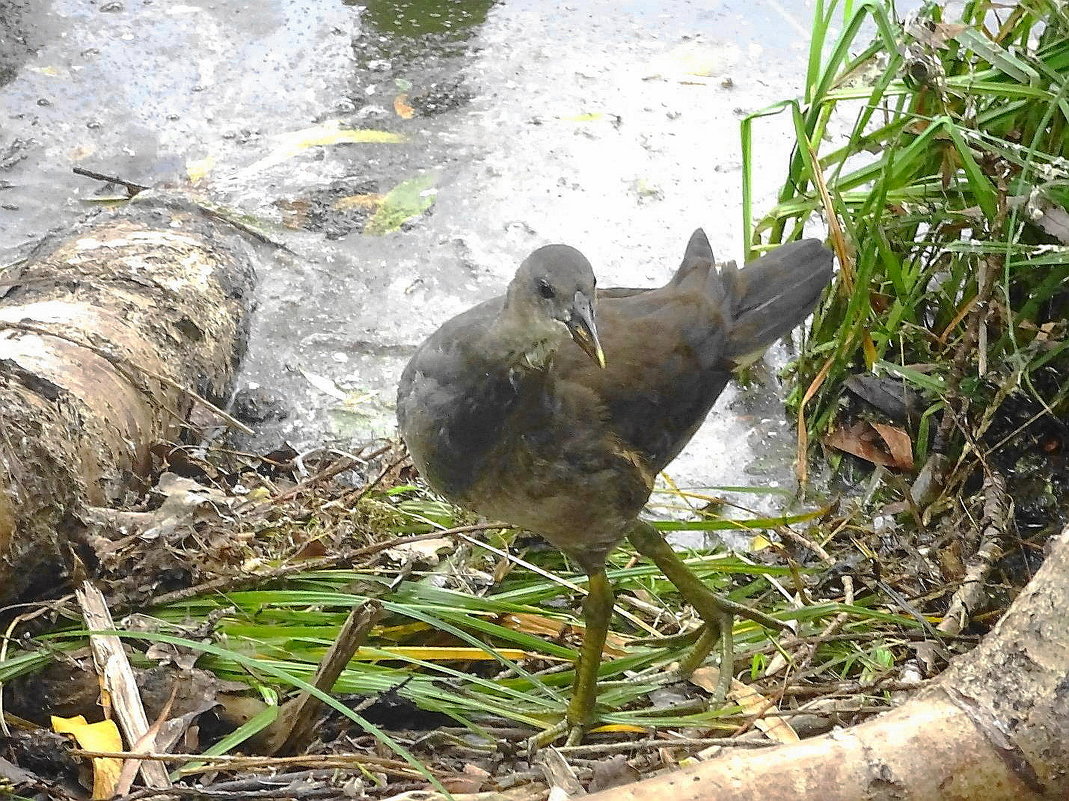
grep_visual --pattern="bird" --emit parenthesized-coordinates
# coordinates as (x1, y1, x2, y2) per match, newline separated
(396, 229, 834, 745)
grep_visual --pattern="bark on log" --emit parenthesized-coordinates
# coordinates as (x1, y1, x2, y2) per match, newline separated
(0, 194, 256, 603)
(586, 528, 1069, 801)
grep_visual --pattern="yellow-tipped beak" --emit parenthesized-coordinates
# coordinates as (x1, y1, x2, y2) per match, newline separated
(567, 293, 606, 369)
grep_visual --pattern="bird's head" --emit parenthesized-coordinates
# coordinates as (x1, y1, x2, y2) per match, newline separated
(506, 244, 605, 368)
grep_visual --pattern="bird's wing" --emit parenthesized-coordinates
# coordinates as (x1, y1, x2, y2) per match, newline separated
(555, 235, 832, 472)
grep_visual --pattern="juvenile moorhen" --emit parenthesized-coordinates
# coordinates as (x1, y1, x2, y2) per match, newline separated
(397, 229, 834, 745)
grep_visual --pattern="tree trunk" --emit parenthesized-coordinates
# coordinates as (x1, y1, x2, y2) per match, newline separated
(0, 193, 256, 603)
(586, 528, 1069, 801)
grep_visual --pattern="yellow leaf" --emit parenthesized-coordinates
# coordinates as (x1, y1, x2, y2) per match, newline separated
(862, 330, 877, 368)
(186, 155, 214, 182)
(242, 121, 406, 175)
(355, 646, 538, 662)
(376, 621, 431, 639)
(364, 172, 439, 235)
(589, 723, 649, 734)
(52, 715, 124, 799)
(560, 112, 604, 122)
(282, 122, 406, 148)
(751, 534, 773, 551)
(186, 155, 215, 184)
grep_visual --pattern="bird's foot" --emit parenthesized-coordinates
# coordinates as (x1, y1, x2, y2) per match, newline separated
(525, 718, 587, 754)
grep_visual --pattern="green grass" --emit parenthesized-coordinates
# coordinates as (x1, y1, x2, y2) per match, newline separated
(742, 0, 1069, 484)
(1, 484, 918, 761)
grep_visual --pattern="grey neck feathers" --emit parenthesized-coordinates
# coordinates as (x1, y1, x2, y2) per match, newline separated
(489, 302, 567, 371)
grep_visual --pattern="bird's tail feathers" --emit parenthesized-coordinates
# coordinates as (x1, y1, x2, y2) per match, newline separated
(670, 228, 716, 288)
(720, 239, 834, 362)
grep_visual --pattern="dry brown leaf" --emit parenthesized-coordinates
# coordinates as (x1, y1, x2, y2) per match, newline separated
(334, 193, 384, 211)
(588, 755, 641, 793)
(872, 422, 915, 471)
(909, 21, 967, 48)
(687, 665, 722, 694)
(386, 536, 453, 564)
(825, 421, 915, 470)
(690, 667, 800, 744)
(729, 680, 800, 744)
(394, 93, 415, 119)
(500, 613, 630, 656)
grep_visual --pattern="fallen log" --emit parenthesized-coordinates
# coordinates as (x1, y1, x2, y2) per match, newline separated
(586, 528, 1069, 801)
(0, 194, 257, 603)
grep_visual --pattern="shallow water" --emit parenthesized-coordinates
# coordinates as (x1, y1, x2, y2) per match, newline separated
(0, 0, 821, 530)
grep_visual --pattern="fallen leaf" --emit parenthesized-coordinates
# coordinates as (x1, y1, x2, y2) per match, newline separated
(334, 193, 385, 211)
(298, 367, 347, 400)
(589, 722, 649, 734)
(645, 41, 740, 81)
(560, 111, 605, 122)
(588, 755, 641, 793)
(750, 533, 773, 551)
(1034, 202, 1069, 244)
(728, 680, 800, 744)
(386, 536, 453, 564)
(689, 668, 800, 744)
(186, 155, 215, 184)
(241, 121, 405, 175)
(499, 612, 631, 656)
(688, 665, 722, 694)
(52, 715, 124, 799)
(871, 422, 914, 471)
(825, 421, 913, 469)
(365, 172, 439, 235)
(394, 93, 415, 119)
(356, 646, 534, 662)
(909, 21, 967, 48)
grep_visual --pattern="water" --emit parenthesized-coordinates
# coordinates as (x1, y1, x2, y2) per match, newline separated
(0, 0, 820, 527)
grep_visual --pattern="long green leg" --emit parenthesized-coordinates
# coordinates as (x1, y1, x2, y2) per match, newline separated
(528, 568, 613, 750)
(627, 520, 785, 697)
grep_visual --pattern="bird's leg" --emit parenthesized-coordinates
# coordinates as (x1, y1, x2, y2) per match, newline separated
(528, 568, 614, 751)
(567, 568, 613, 740)
(630, 625, 706, 648)
(627, 521, 786, 701)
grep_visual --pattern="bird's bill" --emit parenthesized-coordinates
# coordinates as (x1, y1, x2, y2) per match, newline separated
(567, 293, 606, 368)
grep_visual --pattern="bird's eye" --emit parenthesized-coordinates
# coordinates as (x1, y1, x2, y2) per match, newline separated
(537, 279, 555, 299)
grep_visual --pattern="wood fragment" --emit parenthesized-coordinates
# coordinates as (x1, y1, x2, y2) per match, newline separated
(938, 471, 1010, 635)
(915, 471, 1011, 672)
(260, 601, 383, 755)
(75, 581, 172, 790)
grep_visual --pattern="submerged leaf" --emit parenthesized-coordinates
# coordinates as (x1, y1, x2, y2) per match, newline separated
(394, 93, 415, 119)
(365, 172, 439, 235)
(185, 155, 215, 184)
(242, 121, 405, 175)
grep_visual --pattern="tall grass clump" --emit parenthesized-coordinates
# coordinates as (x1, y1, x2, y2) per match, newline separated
(744, 0, 1069, 496)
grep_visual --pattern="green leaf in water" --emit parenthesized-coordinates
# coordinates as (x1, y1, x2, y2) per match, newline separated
(364, 172, 439, 235)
